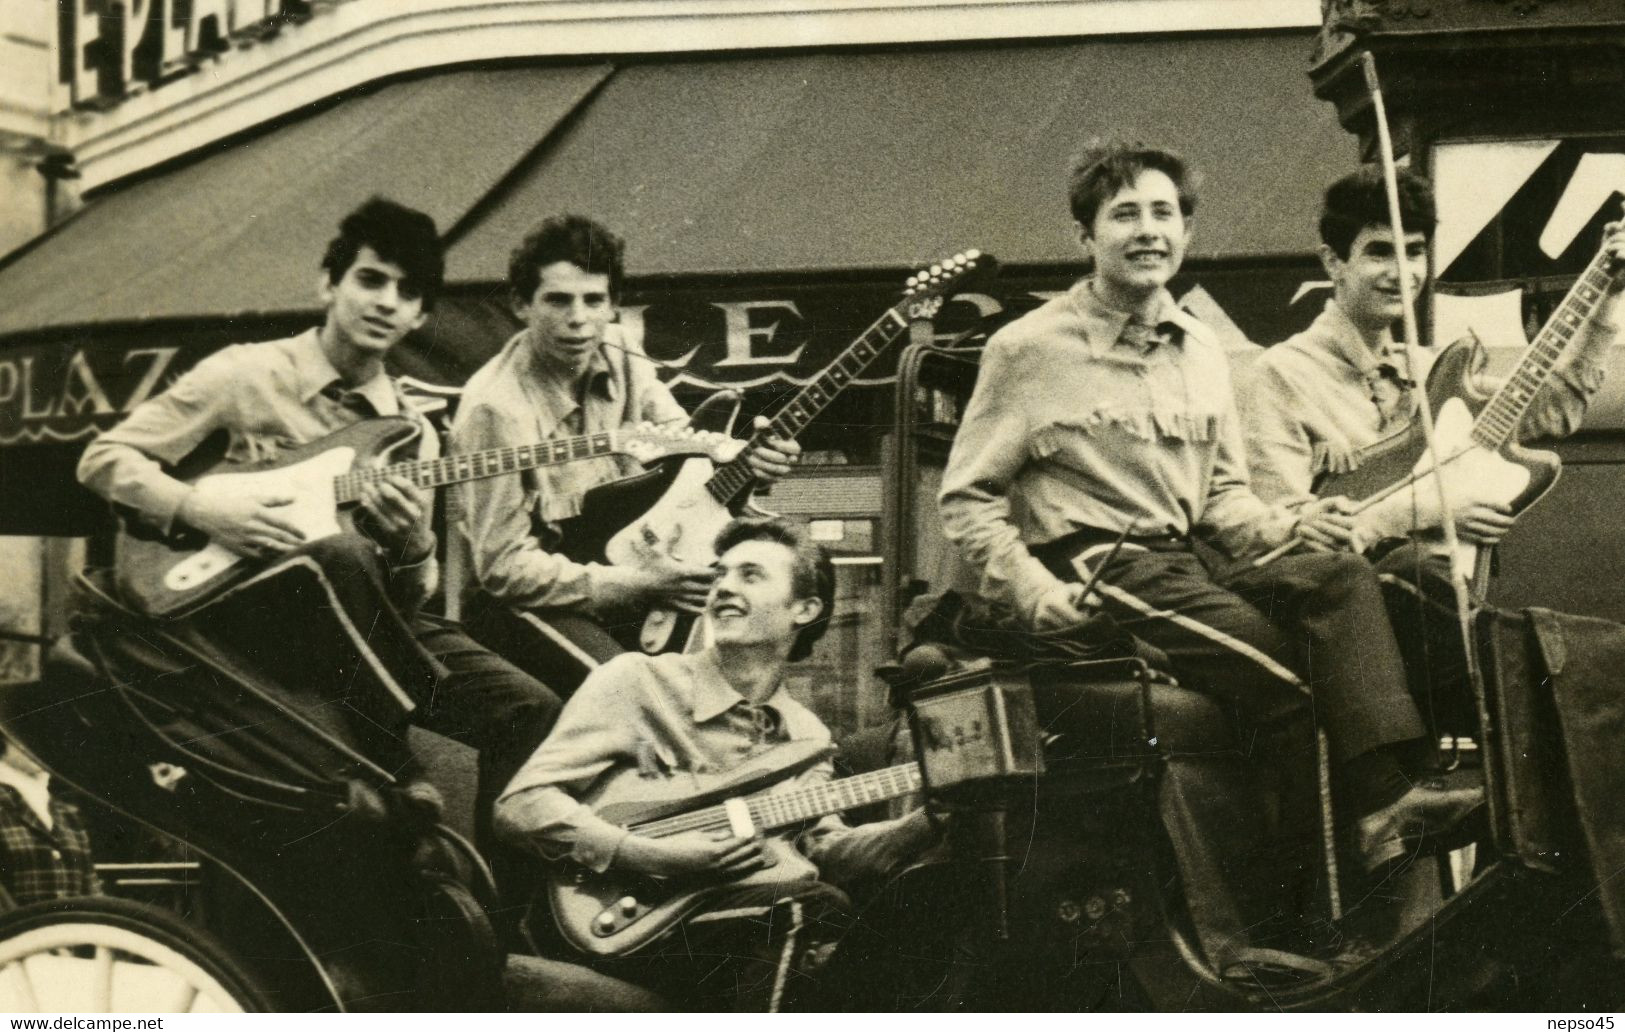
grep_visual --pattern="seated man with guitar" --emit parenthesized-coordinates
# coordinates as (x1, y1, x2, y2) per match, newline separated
(447, 215, 800, 693)
(938, 138, 1482, 882)
(75, 198, 563, 900)
(1239, 168, 1625, 722)
(495, 516, 936, 1010)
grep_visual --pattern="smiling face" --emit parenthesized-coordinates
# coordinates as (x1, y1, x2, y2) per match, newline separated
(1322, 225, 1430, 336)
(707, 538, 822, 653)
(318, 245, 427, 356)
(517, 260, 615, 380)
(1080, 168, 1190, 303)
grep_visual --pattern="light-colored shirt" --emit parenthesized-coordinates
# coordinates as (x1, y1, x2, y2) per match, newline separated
(1240, 298, 1614, 509)
(938, 279, 1296, 623)
(495, 649, 930, 885)
(0, 761, 53, 830)
(447, 327, 688, 616)
(76, 328, 439, 605)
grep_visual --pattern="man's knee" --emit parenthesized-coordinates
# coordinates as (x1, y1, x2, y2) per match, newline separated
(1287, 550, 1385, 600)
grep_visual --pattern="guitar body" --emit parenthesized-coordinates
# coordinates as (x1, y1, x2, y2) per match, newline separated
(560, 453, 747, 653)
(553, 455, 698, 565)
(546, 740, 832, 957)
(1315, 338, 1561, 576)
(115, 418, 421, 617)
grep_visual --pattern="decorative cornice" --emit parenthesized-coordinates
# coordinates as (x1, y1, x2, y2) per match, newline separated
(52, 0, 1320, 192)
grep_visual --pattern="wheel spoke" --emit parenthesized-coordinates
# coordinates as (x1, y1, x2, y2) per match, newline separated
(93, 947, 114, 1012)
(2, 959, 40, 1012)
(168, 983, 201, 1014)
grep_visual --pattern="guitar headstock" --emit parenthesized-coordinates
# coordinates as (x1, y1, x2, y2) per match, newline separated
(618, 423, 745, 466)
(902, 250, 996, 320)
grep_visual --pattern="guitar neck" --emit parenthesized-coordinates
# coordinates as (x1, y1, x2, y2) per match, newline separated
(634, 763, 923, 839)
(1472, 246, 1620, 449)
(333, 429, 626, 503)
(705, 303, 914, 503)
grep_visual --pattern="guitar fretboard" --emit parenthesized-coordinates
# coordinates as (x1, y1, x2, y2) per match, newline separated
(332, 431, 623, 503)
(705, 306, 913, 504)
(635, 763, 923, 839)
(1472, 247, 1620, 449)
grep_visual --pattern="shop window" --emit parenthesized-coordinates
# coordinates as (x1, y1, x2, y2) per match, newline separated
(0, 536, 44, 684)
(786, 554, 887, 743)
(0, 535, 84, 686)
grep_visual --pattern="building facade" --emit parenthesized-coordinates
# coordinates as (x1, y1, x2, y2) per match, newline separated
(1, 0, 1377, 734)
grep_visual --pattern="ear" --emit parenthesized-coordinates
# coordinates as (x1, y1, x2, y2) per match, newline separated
(1073, 220, 1095, 263)
(1316, 243, 1342, 282)
(789, 595, 823, 629)
(316, 271, 336, 307)
(407, 308, 428, 333)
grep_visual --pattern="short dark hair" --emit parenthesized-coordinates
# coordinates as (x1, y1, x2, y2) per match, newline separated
(320, 197, 444, 309)
(1068, 138, 1197, 231)
(713, 516, 835, 663)
(1319, 166, 1437, 259)
(508, 215, 626, 305)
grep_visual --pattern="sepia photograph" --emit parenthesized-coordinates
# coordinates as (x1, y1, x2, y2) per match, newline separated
(1, 0, 1623, 1015)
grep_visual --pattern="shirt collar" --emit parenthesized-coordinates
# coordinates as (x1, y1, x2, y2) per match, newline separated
(1069, 279, 1189, 359)
(524, 332, 619, 426)
(689, 648, 793, 724)
(292, 328, 402, 415)
(1309, 299, 1402, 380)
(0, 761, 53, 830)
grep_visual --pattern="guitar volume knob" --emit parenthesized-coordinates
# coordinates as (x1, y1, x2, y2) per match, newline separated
(617, 896, 640, 917)
(594, 912, 618, 934)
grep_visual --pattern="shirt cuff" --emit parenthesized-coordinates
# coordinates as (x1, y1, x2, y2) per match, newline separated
(573, 820, 631, 874)
(585, 563, 646, 616)
(160, 481, 207, 534)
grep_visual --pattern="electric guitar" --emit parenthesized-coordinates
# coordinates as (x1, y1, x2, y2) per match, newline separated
(557, 250, 997, 653)
(115, 418, 735, 617)
(1314, 240, 1621, 580)
(546, 739, 923, 957)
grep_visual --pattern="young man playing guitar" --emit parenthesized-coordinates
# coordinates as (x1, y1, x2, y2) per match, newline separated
(448, 215, 800, 694)
(937, 139, 1482, 883)
(76, 198, 563, 905)
(495, 516, 935, 1010)
(1239, 168, 1625, 724)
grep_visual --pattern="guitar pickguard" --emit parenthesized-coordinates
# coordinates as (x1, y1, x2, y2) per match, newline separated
(603, 456, 737, 652)
(161, 448, 355, 591)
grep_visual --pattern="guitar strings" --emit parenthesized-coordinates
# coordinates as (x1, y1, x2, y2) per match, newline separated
(631, 765, 920, 839)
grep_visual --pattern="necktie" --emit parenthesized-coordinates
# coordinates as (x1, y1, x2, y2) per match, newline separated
(320, 382, 377, 418)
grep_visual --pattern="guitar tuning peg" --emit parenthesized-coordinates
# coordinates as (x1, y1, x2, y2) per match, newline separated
(951, 253, 965, 265)
(929, 264, 943, 277)
(966, 248, 981, 261)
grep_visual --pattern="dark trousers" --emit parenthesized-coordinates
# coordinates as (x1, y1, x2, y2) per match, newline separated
(602, 882, 853, 1012)
(1044, 539, 1425, 765)
(1374, 542, 1479, 738)
(463, 593, 628, 702)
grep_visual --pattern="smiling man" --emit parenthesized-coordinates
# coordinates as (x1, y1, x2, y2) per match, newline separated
(1238, 167, 1625, 738)
(1240, 166, 1624, 549)
(76, 198, 562, 909)
(496, 516, 934, 1009)
(937, 140, 1482, 882)
(449, 215, 800, 695)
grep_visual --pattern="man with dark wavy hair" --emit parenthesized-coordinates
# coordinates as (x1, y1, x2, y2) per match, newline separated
(449, 215, 802, 695)
(1239, 166, 1625, 734)
(497, 515, 933, 1009)
(77, 197, 562, 904)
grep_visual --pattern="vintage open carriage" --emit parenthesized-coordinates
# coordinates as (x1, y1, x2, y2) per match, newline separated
(3, 329, 1625, 1012)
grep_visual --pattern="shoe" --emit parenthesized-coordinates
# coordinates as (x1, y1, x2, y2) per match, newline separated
(1354, 778, 1487, 877)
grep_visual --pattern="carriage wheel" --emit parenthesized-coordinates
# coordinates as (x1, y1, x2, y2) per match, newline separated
(0, 897, 273, 1013)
